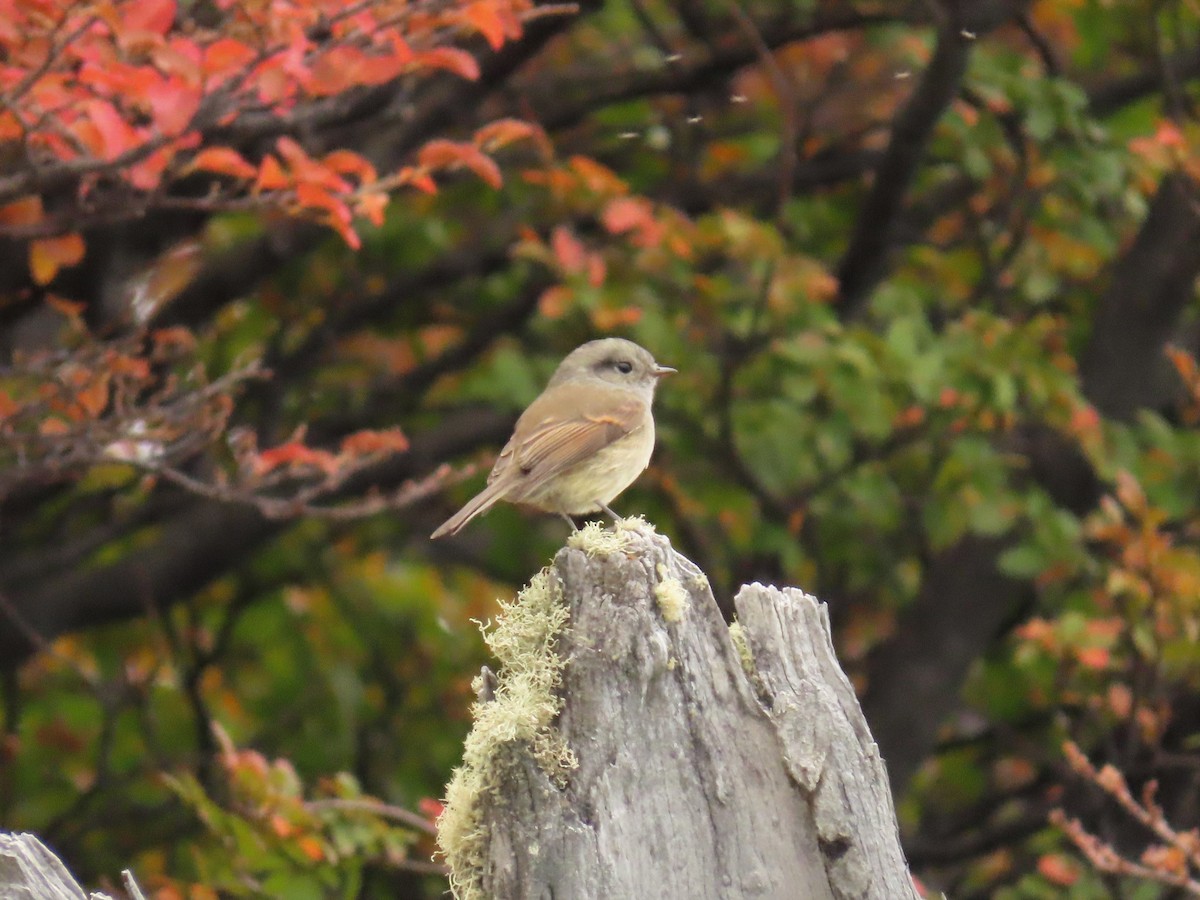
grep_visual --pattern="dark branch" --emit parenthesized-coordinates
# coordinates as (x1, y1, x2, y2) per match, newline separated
(524, 8, 904, 133)
(1079, 173, 1200, 420)
(0, 408, 514, 670)
(834, 25, 976, 317)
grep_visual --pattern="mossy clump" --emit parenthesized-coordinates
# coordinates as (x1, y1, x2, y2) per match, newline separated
(654, 562, 689, 623)
(729, 620, 755, 676)
(437, 567, 575, 900)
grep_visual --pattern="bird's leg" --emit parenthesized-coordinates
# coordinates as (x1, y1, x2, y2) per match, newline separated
(596, 501, 622, 522)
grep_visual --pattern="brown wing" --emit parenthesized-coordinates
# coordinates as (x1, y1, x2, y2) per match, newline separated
(432, 383, 646, 538)
(487, 381, 647, 491)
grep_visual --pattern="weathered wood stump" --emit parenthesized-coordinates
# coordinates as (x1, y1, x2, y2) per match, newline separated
(438, 521, 919, 899)
(0, 832, 117, 900)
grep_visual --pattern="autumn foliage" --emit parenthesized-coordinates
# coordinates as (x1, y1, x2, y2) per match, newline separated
(2, 0, 1200, 898)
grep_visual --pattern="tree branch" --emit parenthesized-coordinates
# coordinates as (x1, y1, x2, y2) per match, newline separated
(0, 408, 514, 669)
(834, 24, 977, 317)
(1079, 172, 1200, 420)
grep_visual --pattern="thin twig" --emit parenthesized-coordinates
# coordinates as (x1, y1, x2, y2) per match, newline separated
(306, 796, 439, 837)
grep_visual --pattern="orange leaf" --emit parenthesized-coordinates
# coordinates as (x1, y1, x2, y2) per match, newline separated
(0, 195, 44, 226)
(418, 797, 445, 820)
(45, 294, 87, 320)
(189, 147, 257, 179)
(1152, 119, 1187, 149)
(0, 390, 20, 422)
(269, 814, 294, 839)
(203, 38, 256, 79)
(80, 100, 140, 161)
(569, 156, 627, 194)
(462, 1, 511, 50)
(340, 428, 409, 456)
(75, 373, 110, 418)
(29, 233, 86, 285)
(1076, 647, 1110, 671)
(145, 76, 201, 135)
(295, 183, 351, 221)
(355, 190, 388, 226)
(254, 442, 338, 475)
(418, 139, 502, 188)
(538, 284, 571, 319)
(297, 836, 326, 862)
(551, 226, 585, 273)
(413, 47, 480, 80)
(322, 150, 377, 185)
(474, 118, 540, 152)
(123, 0, 176, 35)
(1036, 854, 1079, 886)
(110, 354, 152, 379)
(255, 155, 289, 191)
(602, 197, 653, 235)
(587, 252, 606, 287)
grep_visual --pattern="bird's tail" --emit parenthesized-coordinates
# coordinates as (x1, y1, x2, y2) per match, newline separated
(430, 479, 511, 539)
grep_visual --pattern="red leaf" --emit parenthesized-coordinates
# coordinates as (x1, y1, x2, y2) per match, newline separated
(551, 226, 585, 273)
(29, 233, 86, 285)
(254, 442, 338, 475)
(79, 100, 141, 160)
(189, 147, 257, 179)
(538, 284, 571, 319)
(123, 0, 176, 36)
(602, 197, 653, 235)
(0, 195, 44, 226)
(474, 118, 543, 152)
(321, 150, 377, 185)
(412, 47, 480, 81)
(462, 1, 513, 50)
(127, 146, 172, 191)
(0, 390, 20, 422)
(278, 137, 350, 191)
(146, 76, 201, 135)
(389, 165, 435, 194)
(1076, 647, 1110, 671)
(203, 37, 256, 81)
(355, 190, 388, 226)
(74, 373, 110, 418)
(418, 797, 445, 821)
(255, 155, 290, 190)
(1153, 119, 1186, 149)
(339, 428, 409, 456)
(417, 140, 502, 188)
(1037, 854, 1079, 886)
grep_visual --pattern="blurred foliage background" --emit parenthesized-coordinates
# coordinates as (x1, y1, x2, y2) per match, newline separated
(3, 0, 1200, 897)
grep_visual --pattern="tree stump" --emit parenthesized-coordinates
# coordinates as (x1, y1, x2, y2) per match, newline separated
(0, 832, 115, 900)
(438, 521, 919, 899)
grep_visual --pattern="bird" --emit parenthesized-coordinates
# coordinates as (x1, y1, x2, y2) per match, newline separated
(431, 338, 675, 538)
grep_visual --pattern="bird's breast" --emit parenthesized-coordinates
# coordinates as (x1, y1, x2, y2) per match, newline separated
(524, 420, 655, 515)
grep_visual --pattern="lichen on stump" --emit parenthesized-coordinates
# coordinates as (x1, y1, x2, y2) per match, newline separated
(437, 521, 918, 900)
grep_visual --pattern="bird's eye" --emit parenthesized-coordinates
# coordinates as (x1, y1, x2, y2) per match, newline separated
(615, 360, 633, 374)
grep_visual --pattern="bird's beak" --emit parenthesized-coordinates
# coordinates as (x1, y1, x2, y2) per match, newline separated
(653, 365, 677, 378)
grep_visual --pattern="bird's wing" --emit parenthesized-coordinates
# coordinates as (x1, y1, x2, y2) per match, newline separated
(433, 384, 646, 538)
(487, 382, 647, 489)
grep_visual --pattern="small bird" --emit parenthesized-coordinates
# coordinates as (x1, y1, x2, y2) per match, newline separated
(431, 338, 675, 538)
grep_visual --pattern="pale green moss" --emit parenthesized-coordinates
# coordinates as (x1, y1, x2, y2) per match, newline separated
(566, 519, 635, 556)
(437, 568, 575, 900)
(654, 562, 689, 623)
(729, 620, 755, 676)
(615, 514, 655, 535)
